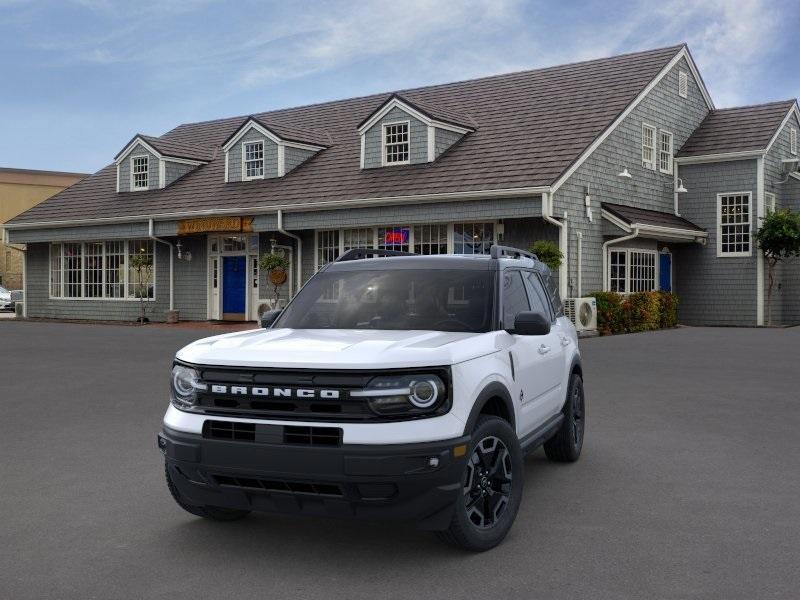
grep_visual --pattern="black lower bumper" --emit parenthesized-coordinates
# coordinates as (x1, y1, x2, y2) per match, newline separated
(159, 426, 470, 530)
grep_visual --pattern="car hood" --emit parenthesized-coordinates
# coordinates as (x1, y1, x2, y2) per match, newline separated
(176, 328, 500, 369)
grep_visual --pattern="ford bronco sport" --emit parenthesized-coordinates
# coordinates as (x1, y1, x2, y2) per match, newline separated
(159, 245, 585, 551)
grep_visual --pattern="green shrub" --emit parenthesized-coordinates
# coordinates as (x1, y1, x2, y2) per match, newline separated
(590, 291, 624, 335)
(657, 291, 679, 328)
(625, 291, 661, 332)
(529, 240, 563, 271)
(588, 290, 678, 335)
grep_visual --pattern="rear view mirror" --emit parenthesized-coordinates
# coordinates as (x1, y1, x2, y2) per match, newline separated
(509, 311, 551, 336)
(260, 309, 282, 329)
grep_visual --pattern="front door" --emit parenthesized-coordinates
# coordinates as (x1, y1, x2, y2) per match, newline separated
(222, 256, 246, 320)
(659, 253, 672, 292)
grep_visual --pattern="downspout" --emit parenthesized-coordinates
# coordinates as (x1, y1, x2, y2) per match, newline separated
(541, 192, 568, 300)
(576, 231, 583, 298)
(277, 209, 302, 293)
(602, 228, 640, 291)
(148, 219, 174, 311)
(673, 164, 681, 216)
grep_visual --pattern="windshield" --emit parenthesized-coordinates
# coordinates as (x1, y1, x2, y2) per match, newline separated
(274, 268, 496, 332)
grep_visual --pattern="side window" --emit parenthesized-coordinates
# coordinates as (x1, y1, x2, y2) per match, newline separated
(539, 270, 564, 317)
(522, 271, 552, 320)
(502, 271, 530, 328)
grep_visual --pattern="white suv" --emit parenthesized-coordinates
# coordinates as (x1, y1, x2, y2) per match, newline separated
(159, 246, 585, 551)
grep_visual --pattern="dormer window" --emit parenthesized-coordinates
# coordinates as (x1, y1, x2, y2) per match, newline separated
(132, 156, 149, 190)
(243, 141, 265, 179)
(383, 122, 410, 165)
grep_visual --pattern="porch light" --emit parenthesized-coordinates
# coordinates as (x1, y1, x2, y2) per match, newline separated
(675, 178, 688, 193)
(617, 166, 632, 179)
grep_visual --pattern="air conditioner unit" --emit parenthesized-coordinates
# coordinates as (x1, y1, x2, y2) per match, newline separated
(564, 297, 597, 332)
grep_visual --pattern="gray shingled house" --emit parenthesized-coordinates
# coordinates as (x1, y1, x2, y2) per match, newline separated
(5, 44, 800, 326)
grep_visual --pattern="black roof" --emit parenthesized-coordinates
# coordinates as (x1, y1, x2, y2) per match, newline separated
(603, 202, 705, 232)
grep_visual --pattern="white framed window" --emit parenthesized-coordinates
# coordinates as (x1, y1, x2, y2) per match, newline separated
(243, 141, 265, 179)
(84, 242, 104, 298)
(678, 70, 688, 98)
(49, 244, 62, 297)
(342, 228, 374, 252)
(383, 121, 410, 165)
(316, 229, 340, 268)
(607, 249, 657, 293)
(131, 156, 149, 190)
(314, 221, 498, 271)
(105, 240, 126, 298)
(659, 130, 674, 174)
(790, 127, 797, 155)
(717, 192, 752, 257)
(642, 123, 656, 170)
(766, 192, 776, 213)
(453, 222, 494, 254)
(49, 239, 155, 300)
(413, 224, 448, 255)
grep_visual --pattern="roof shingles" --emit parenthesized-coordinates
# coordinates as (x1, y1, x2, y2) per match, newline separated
(677, 100, 796, 157)
(12, 45, 686, 225)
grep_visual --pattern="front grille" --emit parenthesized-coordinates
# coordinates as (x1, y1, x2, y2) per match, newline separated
(284, 426, 342, 446)
(202, 420, 342, 447)
(204, 420, 255, 441)
(212, 474, 343, 497)
(190, 365, 451, 422)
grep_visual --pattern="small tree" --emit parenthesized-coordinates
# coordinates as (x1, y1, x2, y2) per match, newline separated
(755, 208, 800, 325)
(529, 240, 563, 271)
(129, 252, 153, 324)
(259, 253, 290, 307)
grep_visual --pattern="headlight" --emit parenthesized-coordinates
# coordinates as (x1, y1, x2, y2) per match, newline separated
(170, 364, 206, 410)
(352, 373, 448, 417)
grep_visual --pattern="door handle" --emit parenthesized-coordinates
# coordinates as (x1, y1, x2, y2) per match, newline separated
(538, 344, 551, 355)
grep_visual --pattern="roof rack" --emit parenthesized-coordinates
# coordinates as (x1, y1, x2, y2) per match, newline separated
(335, 247, 416, 262)
(489, 245, 538, 261)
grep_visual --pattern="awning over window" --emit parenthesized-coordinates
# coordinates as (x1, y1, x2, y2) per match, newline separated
(601, 203, 708, 243)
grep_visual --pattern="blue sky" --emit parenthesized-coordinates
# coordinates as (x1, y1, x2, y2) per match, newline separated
(1, 0, 798, 173)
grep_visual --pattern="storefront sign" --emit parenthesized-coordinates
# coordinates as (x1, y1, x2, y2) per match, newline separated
(383, 228, 409, 245)
(177, 216, 254, 235)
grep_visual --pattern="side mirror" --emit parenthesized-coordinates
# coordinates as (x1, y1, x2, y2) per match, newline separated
(509, 311, 551, 336)
(260, 309, 282, 329)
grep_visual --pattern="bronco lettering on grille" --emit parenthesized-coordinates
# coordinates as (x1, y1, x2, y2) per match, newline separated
(209, 385, 341, 399)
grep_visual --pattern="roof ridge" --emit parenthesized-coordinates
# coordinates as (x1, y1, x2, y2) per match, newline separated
(166, 44, 686, 133)
(711, 99, 797, 112)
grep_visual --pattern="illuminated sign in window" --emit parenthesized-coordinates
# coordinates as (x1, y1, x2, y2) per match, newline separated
(381, 227, 409, 246)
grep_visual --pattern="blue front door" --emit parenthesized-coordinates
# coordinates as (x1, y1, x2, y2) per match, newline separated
(222, 256, 246, 316)
(659, 253, 672, 292)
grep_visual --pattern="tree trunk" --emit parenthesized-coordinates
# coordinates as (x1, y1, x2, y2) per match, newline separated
(766, 258, 776, 326)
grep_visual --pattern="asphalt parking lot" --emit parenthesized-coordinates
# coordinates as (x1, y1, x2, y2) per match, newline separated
(1, 321, 798, 600)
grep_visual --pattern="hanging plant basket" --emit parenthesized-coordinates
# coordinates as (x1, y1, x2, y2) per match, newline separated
(268, 268, 287, 285)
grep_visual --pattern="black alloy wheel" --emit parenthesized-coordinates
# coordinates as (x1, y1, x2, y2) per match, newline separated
(463, 436, 513, 529)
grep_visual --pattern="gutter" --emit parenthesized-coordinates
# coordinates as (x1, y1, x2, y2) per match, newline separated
(602, 228, 639, 291)
(148, 219, 174, 311)
(277, 209, 302, 293)
(541, 192, 568, 300)
(4, 185, 552, 231)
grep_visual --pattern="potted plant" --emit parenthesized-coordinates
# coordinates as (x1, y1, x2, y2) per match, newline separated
(259, 252, 290, 308)
(529, 239, 563, 271)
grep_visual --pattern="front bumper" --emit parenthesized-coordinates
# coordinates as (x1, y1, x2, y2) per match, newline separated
(159, 426, 470, 530)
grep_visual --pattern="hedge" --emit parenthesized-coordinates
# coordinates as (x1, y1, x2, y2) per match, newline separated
(588, 291, 678, 335)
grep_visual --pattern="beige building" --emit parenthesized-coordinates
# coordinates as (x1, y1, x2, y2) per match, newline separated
(1, 168, 86, 289)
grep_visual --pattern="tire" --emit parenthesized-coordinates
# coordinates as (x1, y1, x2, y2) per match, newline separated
(437, 416, 524, 552)
(164, 462, 251, 522)
(543, 373, 585, 463)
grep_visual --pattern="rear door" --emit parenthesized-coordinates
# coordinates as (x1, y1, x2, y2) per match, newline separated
(521, 270, 566, 419)
(500, 270, 562, 436)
